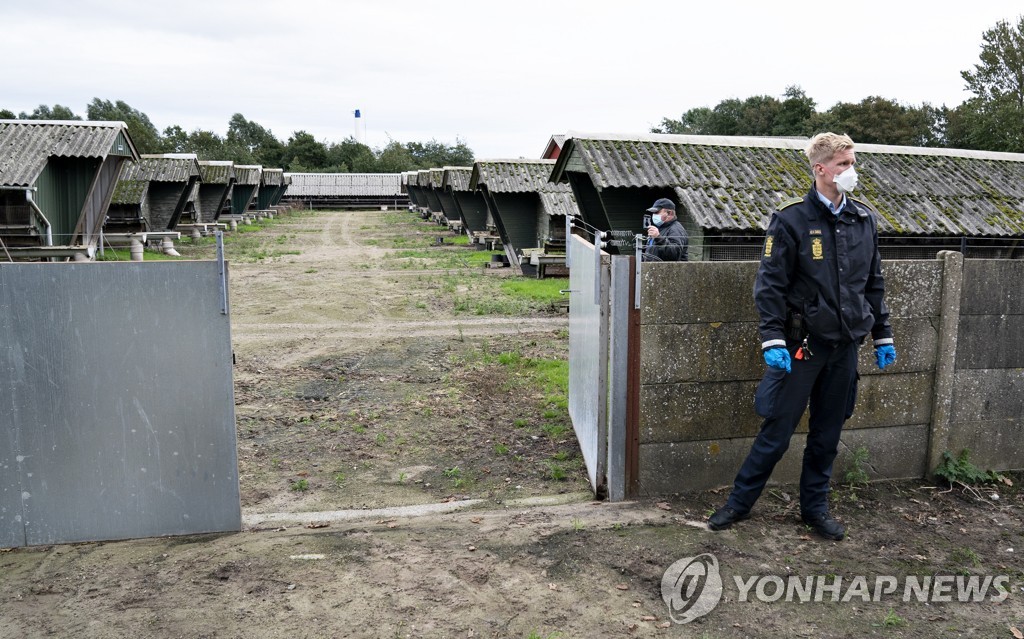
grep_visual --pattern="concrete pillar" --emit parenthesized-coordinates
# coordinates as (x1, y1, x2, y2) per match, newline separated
(926, 250, 964, 476)
(130, 238, 144, 262)
(161, 238, 181, 257)
(230, 219, 238, 231)
(191, 226, 202, 241)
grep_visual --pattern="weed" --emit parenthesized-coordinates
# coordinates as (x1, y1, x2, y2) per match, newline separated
(271, 458, 282, 469)
(352, 424, 367, 434)
(551, 451, 570, 461)
(443, 467, 462, 479)
(546, 462, 567, 481)
(398, 472, 407, 483)
(950, 547, 982, 568)
(542, 409, 560, 420)
(513, 418, 529, 428)
(844, 446, 871, 488)
(935, 449, 1007, 487)
(494, 443, 510, 455)
(290, 478, 309, 492)
(305, 268, 317, 274)
(375, 433, 387, 445)
(880, 608, 905, 627)
(333, 472, 346, 486)
(542, 423, 569, 439)
(570, 518, 585, 531)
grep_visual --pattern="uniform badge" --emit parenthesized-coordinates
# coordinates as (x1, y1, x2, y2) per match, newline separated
(811, 237, 823, 260)
(764, 236, 774, 258)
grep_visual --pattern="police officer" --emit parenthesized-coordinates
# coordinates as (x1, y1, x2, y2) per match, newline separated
(708, 132, 897, 541)
(643, 198, 688, 262)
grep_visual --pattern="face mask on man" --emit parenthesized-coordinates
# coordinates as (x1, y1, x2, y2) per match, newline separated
(833, 166, 858, 193)
(652, 213, 665, 227)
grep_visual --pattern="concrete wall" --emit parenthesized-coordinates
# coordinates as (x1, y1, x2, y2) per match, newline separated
(637, 253, 1021, 494)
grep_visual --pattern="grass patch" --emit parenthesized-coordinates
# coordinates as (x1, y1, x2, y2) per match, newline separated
(499, 278, 569, 305)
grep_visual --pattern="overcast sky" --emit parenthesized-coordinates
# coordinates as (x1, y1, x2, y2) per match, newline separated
(2, 0, 1021, 159)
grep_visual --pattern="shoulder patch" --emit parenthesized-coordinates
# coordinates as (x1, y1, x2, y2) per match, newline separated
(777, 197, 802, 212)
(849, 196, 876, 212)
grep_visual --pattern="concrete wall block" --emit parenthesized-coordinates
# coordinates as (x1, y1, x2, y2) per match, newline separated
(961, 260, 1024, 314)
(641, 372, 933, 443)
(956, 315, 1024, 369)
(638, 424, 929, 494)
(855, 317, 938, 375)
(946, 419, 1024, 472)
(641, 316, 937, 386)
(640, 322, 761, 384)
(641, 262, 760, 325)
(879, 261, 944, 318)
(951, 369, 1024, 422)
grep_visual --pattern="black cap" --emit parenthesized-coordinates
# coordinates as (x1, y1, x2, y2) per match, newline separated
(646, 198, 676, 213)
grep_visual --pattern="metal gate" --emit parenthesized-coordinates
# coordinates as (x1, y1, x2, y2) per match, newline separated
(567, 234, 631, 500)
(0, 260, 240, 547)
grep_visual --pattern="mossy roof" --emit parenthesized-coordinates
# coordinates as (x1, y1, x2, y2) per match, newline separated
(0, 119, 140, 187)
(442, 167, 473, 191)
(234, 165, 262, 186)
(550, 133, 1024, 237)
(469, 159, 572, 194)
(198, 161, 235, 184)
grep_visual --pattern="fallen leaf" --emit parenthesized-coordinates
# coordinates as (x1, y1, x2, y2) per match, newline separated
(616, 584, 629, 591)
(548, 583, 560, 591)
(640, 615, 657, 621)
(631, 602, 641, 608)
(305, 522, 329, 529)
(387, 522, 399, 529)
(655, 502, 672, 511)
(470, 517, 482, 524)
(657, 622, 671, 628)
(1002, 476, 1014, 487)
(1011, 626, 1023, 639)
(467, 545, 476, 552)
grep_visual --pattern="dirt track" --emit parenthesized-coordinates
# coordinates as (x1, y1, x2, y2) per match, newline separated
(1, 210, 1021, 638)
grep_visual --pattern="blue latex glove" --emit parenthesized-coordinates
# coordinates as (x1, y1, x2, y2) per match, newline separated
(764, 347, 791, 373)
(876, 344, 897, 370)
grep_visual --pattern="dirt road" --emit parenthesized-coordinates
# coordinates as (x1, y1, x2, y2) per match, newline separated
(1, 210, 1021, 638)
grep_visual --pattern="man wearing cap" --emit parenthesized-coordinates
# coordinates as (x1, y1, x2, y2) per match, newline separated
(644, 198, 688, 262)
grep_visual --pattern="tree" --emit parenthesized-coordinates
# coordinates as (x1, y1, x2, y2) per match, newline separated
(284, 131, 329, 170)
(0, 109, 15, 119)
(405, 138, 474, 169)
(825, 96, 933, 146)
(376, 140, 416, 172)
(772, 86, 816, 136)
(18, 104, 82, 120)
(226, 113, 284, 167)
(327, 138, 376, 172)
(958, 16, 1024, 151)
(86, 99, 162, 153)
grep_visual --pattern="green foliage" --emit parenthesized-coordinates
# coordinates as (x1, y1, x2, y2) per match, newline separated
(290, 478, 309, 491)
(881, 608, 905, 628)
(934, 449, 1007, 486)
(954, 16, 1024, 152)
(844, 446, 871, 487)
(87, 98, 162, 154)
(18, 104, 82, 121)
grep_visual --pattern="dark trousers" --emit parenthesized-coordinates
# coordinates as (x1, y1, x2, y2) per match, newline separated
(726, 337, 859, 517)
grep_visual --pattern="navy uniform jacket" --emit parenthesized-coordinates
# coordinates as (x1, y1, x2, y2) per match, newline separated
(754, 185, 894, 350)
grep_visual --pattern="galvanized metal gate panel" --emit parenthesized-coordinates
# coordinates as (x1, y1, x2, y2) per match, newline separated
(568, 235, 609, 494)
(0, 261, 240, 547)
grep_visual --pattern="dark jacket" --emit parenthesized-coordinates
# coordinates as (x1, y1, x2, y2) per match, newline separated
(754, 185, 893, 349)
(643, 218, 689, 262)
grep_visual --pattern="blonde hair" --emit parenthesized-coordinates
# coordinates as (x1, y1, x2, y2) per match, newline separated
(805, 132, 855, 169)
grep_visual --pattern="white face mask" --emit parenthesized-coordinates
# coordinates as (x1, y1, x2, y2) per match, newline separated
(833, 166, 858, 193)
(652, 213, 665, 227)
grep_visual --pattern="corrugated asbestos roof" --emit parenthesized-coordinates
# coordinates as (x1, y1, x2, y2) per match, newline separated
(0, 119, 139, 187)
(427, 168, 446, 189)
(539, 190, 580, 218)
(469, 159, 572, 194)
(261, 168, 284, 186)
(552, 133, 1024, 236)
(285, 173, 404, 197)
(234, 165, 263, 186)
(442, 167, 473, 191)
(111, 176, 149, 205)
(135, 154, 202, 182)
(415, 170, 430, 187)
(199, 161, 235, 184)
